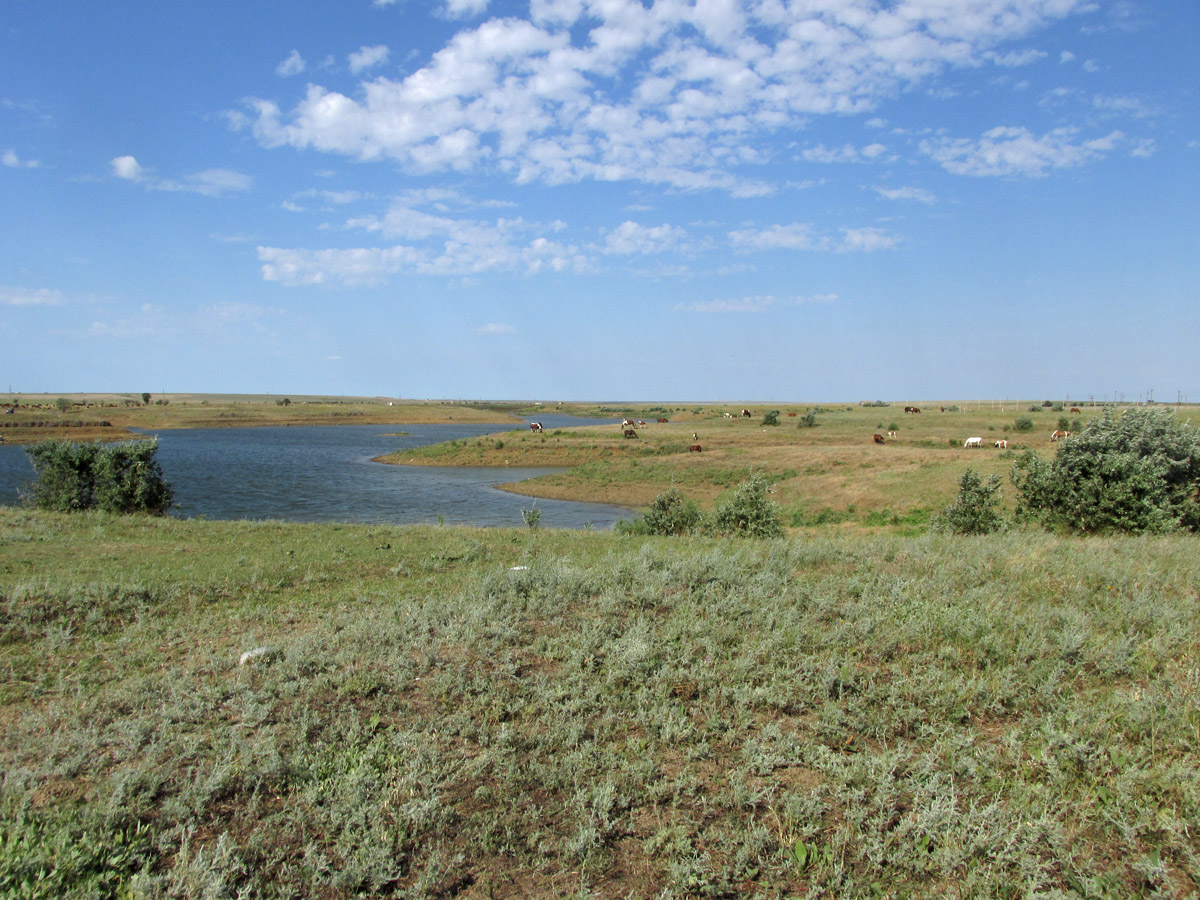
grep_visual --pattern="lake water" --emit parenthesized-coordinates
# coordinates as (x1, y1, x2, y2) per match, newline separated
(0, 415, 634, 529)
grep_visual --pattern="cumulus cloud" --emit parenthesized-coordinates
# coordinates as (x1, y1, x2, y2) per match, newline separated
(110, 155, 252, 195)
(603, 221, 687, 255)
(235, 0, 1094, 194)
(874, 185, 936, 203)
(920, 126, 1125, 176)
(348, 44, 389, 74)
(2, 149, 39, 168)
(1, 286, 65, 306)
(276, 50, 306, 77)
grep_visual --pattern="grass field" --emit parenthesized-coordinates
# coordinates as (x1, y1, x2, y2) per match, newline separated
(1, 508, 1197, 898)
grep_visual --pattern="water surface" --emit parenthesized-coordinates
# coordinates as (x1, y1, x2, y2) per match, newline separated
(0, 417, 631, 529)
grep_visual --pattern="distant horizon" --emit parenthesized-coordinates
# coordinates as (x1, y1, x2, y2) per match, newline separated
(4, 1, 1197, 400)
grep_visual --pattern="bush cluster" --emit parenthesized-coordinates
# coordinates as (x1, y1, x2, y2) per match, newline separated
(1012, 406, 1200, 533)
(24, 439, 173, 515)
(621, 474, 784, 539)
(933, 468, 1006, 534)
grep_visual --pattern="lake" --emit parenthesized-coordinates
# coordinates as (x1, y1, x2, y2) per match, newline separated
(0, 415, 634, 529)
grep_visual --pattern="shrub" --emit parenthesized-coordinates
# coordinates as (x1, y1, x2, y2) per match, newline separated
(640, 486, 703, 536)
(1014, 416, 1035, 432)
(709, 473, 784, 538)
(761, 410, 780, 426)
(24, 440, 173, 515)
(55, 397, 72, 412)
(1011, 406, 1200, 533)
(797, 410, 817, 428)
(1057, 416, 1070, 430)
(933, 468, 1006, 534)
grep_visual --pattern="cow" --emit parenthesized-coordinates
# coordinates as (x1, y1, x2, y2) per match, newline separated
(741, 409, 751, 418)
(887, 431, 898, 438)
(692, 432, 699, 441)
(1070, 407, 1081, 414)
(657, 418, 669, 423)
(873, 433, 886, 444)
(529, 422, 543, 433)
(1050, 430, 1071, 441)
(964, 436, 982, 448)
(905, 406, 921, 414)
(622, 419, 636, 428)
(688, 444, 702, 453)
(636, 420, 647, 426)
(624, 429, 638, 439)
(787, 412, 797, 417)
(994, 439, 1008, 449)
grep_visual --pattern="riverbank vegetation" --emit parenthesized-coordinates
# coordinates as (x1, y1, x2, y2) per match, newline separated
(2, 507, 1198, 898)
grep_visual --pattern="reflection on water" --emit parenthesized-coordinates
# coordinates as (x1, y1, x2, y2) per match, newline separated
(0, 417, 632, 529)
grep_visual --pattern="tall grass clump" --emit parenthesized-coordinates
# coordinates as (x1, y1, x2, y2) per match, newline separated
(23, 440, 172, 515)
(933, 467, 1006, 534)
(1012, 406, 1200, 533)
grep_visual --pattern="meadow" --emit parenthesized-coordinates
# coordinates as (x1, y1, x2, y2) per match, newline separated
(1, 506, 1197, 898)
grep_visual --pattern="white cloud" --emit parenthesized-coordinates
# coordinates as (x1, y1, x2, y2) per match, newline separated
(476, 322, 514, 334)
(1, 286, 65, 306)
(603, 221, 687, 255)
(348, 44, 390, 74)
(839, 227, 901, 252)
(236, 1, 1094, 194)
(2, 149, 39, 168)
(920, 126, 1124, 177)
(110, 155, 252, 195)
(111, 155, 144, 180)
(874, 185, 936, 204)
(729, 223, 899, 253)
(276, 50, 306, 77)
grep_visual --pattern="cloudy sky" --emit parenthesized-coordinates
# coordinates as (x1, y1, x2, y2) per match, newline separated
(3, 0, 1197, 402)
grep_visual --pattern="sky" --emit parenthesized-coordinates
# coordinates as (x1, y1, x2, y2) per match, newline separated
(2, 0, 1197, 403)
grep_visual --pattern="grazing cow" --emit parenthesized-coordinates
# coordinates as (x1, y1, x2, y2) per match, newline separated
(692, 432, 699, 441)
(688, 444, 702, 453)
(964, 436, 982, 448)
(994, 439, 1008, 449)
(657, 418, 669, 423)
(887, 431, 898, 438)
(787, 412, 797, 417)
(623, 428, 638, 439)
(1050, 430, 1071, 441)
(636, 420, 647, 426)
(742, 409, 752, 418)
(723, 412, 733, 418)
(873, 433, 886, 444)
(529, 422, 543, 433)
(904, 406, 921, 414)
(1070, 407, 1081, 414)
(622, 419, 635, 428)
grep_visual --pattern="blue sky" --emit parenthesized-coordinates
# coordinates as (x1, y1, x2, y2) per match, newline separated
(3, 0, 1197, 402)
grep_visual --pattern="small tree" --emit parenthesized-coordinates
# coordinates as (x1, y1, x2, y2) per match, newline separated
(1012, 406, 1200, 533)
(641, 486, 702, 536)
(709, 473, 784, 538)
(933, 468, 1005, 535)
(141, 393, 151, 406)
(1014, 416, 1035, 433)
(762, 410, 780, 426)
(25, 439, 172, 515)
(55, 397, 72, 413)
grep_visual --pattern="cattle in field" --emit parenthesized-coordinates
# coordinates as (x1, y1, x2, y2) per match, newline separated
(692, 432, 699, 441)
(873, 433, 886, 444)
(1070, 407, 1081, 413)
(964, 436, 982, 448)
(688, 444, 702, 452)
(994, 439, 1008, 449)
(1050, 430, 1071, 441)
(787, 412, 797, 417)
(529, 422, 543, 433)
(741, 409, 751, 418)
(657, 418, 669, 423)
(887, 431, 898, 438)
(636, 420, 647, 426)
(723, 412, 733, 418)
(623, 429, 638, 439)
(905, 406, 921, 414)
(622, 419, 635, 428)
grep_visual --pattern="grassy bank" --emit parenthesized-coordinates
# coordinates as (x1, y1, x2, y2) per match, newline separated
(2, 508, 1197, 897)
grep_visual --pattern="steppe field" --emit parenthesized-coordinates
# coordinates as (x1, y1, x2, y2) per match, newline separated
(1, 397, 1198, 898)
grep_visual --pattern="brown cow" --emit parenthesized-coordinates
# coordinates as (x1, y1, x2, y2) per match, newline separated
(1070, 407, 1081, 413)
(1050, 430, 1071, 441)
(657, 418, 669, 423)
(688, 444, 702, 453)
(624, 429, 638, 439)
(873, 433, 886, 444)
(529, 422, 543, 432)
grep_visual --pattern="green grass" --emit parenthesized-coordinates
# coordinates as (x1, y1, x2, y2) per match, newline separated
(2, 507, 1198, 897)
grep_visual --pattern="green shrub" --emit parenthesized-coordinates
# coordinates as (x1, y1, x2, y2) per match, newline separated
(1011, 407, 1200, 533)
(761, 410, 780, 426)
(55, 397, 72, 412)
(24, 440, 173, 515)
(1014, 416, 1034, 433)
(933, 468, 1006, 535)
(640, 486, 703, 536)
(797, 410, 817, 428)
(709, 473, 784, 538)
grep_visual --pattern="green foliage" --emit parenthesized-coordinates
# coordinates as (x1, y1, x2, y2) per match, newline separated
(761, 410, 780, 426)
(797, 410, 817, 428)
(521, 503, 541, 530)
(1014, 416, 1035, 432)
(640, 486, 703, 536)
(1012, 406, 1200, 533)
(709, 473, 784, 538)
(1058, 415, 1070, 430)
(933, 467, 1006, 534)
(141, 392, 151, 405)
(54, 397, 72, 413)
(24, 440, 173, 515)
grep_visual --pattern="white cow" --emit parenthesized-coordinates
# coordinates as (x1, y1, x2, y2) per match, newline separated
(964, 436, 982, 448)
(994, 439, 1008, 449)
